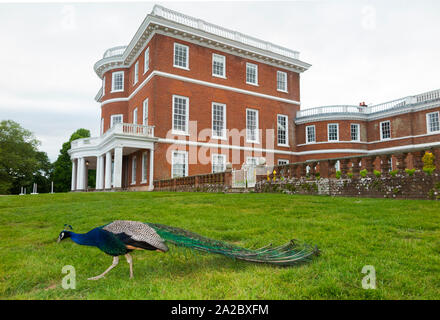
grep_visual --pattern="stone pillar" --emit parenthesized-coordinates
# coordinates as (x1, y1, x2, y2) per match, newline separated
(319, 160, 330, 178)
(105, 151, 112, 189)
(76, 157, 84, 190)
(340, 159, 350, 178)
(412, 150, 425, 172)
(380, 154, 391, 174)
(328, 160, 337, 178)
(113, 146, 123, 189)
(432, 148, 440, 172)
(352, 158, 361, 177)
(71, 159, 77, 191)
(149, 148, 154, 191)
(309, 162, 316, 178)
(395, 153, 407, 173)
(364, 156, 375, 177)
(300, 163, 307, 178)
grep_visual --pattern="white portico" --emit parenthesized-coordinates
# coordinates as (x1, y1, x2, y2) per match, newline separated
(68, 123, 156, 191)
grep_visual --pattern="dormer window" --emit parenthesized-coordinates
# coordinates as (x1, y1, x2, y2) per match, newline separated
(111, 71, 124, 92)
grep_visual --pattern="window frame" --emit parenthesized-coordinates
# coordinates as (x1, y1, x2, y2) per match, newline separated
(134, 61, 139, 85)
(327, 123, 339, 142)
(144, 47, 150, 74)
(171, 150, 188, 178)
(172, 95, 190, 135)
(306, 125, 316, 144)
(110, 114, 123, 127)
(246, 108, 260, 144)
(277, 114, 289, 147)
(426, 111, 440, 133)
(211, 153, 226, 173)
(276, 71, 288, 92)
(133, 107, 138, 124)
(246, 62, 258, 86)
(211, 102, 226, 140)
(111, 71, 124, 93)
(350, 123, 360, 142)
(131, 156, 137, 185)
(380, 120, 391, 140)
(143, 98, 149, 126)
(173, 42, 189, 70)
(141, 152, 148, 183)
(212, 53, 226, 78)
(102, 76, 105, 96)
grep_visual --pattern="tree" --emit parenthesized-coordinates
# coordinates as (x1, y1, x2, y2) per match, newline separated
(52, 129, 95, 192)
(0, 120, 52, 194)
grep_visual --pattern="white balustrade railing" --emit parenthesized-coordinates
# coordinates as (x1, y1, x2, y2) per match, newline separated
(296, 105, 364, 118)
(70, 123, 155, 150)
(366, 97, 407, 114)
(415, 89, 440, 103)
(297, 89, 440, 119)
(103, 46, 127, 58)
(152, 5, 300, 60)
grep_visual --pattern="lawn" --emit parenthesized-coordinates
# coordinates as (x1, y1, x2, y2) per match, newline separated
(0, 192, 439, 300)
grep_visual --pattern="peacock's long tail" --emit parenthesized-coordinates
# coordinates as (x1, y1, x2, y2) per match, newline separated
(146, 223, 320, 266)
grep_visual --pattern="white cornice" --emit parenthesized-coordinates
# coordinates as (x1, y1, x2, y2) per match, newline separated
(100, 70, 301, 107)
(94, 11, 311, 79)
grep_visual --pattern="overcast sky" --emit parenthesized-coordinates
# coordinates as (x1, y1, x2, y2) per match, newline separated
(1, 0, 439, 161)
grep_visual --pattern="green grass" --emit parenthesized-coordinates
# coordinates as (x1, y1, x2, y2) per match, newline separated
(0, 192, 439, 300)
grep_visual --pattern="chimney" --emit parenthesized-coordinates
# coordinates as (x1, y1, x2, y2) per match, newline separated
(359, 102, 367, 107)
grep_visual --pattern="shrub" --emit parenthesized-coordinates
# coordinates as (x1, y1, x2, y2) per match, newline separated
(423, 167, 435, 176)
(315, 172, 321, 179)
(422, 151, 436, 171)
(360, 169, 368, 178)
(390, 170, 398, 177)
(374, 170, 381, 178)
(347, 172, 353, 179)
(335, 171, 341, 179)
(405, 168, 416, 176)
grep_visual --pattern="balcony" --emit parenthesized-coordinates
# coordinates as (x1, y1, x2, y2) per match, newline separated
(71, 123, 155, 149)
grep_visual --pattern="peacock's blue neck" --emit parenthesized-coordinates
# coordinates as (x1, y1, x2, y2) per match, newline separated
(70, 230, 99, 247)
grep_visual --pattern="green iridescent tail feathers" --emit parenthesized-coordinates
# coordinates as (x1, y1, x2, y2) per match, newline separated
(146, 223, 320, 266)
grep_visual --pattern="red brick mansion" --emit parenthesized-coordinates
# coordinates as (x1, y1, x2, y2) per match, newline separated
(68, 5, 440, 191)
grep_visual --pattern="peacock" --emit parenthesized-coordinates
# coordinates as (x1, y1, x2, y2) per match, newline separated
(57, 220, 319, 280)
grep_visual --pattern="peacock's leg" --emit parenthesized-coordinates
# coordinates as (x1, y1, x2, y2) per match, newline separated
(125, 253, 133, 279)
(87, 256, 119, 280)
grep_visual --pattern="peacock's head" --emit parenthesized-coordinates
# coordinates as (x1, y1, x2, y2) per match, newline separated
(57, 224, 73, 243)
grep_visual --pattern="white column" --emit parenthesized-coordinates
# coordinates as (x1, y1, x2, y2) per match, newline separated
(77, 157, 84, 190)
(71, 159, 77, 191)
(113, 146, 123, 189)
(105, 151, 112, 189)
(149, 148, 154, 191)
(96, 155, 104, 190)
(84, 160, 88, 191)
